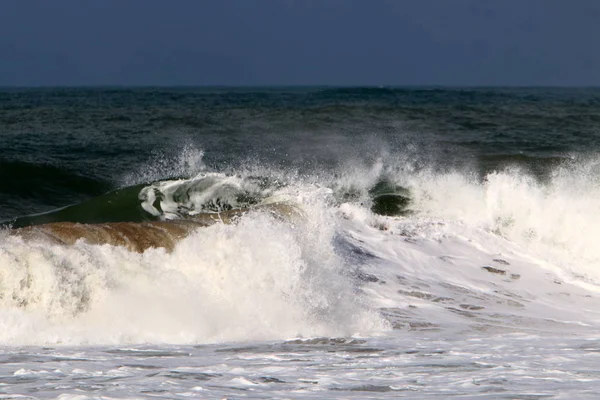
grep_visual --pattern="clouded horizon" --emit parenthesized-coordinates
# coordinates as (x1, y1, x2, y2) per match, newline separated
(1, 0, 599, 87)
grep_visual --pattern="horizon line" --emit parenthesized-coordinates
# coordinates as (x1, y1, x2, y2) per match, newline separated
(1, 84, 599, 89)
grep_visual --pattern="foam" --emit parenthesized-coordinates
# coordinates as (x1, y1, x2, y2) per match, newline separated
(0, 203, 387, 346)
(5, 151, 600, 346)
(401, 161, 600, 285)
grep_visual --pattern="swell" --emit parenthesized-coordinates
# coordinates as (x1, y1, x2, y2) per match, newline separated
(0, 159, 111, 221)
(0, 159, 110, 196)
(4, 185, 150, 228)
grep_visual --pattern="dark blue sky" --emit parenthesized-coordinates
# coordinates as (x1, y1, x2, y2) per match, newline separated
(1, 0, 599, 86)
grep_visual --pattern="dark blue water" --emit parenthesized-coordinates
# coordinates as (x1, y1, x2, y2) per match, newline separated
(1, 87, 600, 223)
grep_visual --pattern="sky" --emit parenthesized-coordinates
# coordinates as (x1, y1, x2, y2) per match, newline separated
(0, 0, 599, 86)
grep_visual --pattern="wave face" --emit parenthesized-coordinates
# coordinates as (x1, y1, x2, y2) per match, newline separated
(2, 87, 600, 350)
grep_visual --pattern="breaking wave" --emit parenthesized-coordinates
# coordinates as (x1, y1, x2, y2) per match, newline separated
(3, 148, 600, 346)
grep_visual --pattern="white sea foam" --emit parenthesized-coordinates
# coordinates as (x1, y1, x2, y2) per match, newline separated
(5, 154, 600, 346)
(396, 161, 600, 287)
(0, 193, 386, 346)
(3, 152, 600, 397)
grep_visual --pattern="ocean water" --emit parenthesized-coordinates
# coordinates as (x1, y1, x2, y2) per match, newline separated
(1, 87, 600, 398)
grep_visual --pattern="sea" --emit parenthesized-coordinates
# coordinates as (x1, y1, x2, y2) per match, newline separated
(1, 86, 600, 398)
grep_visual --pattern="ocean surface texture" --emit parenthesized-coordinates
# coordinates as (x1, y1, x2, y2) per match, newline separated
(1, 87, 600, 398)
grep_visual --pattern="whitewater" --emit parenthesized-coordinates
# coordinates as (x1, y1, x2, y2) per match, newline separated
(1, 151, 600, 398)
(1, 87, 600, 398)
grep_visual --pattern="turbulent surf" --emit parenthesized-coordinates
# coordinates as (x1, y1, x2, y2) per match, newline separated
(1, 87, 600, 398)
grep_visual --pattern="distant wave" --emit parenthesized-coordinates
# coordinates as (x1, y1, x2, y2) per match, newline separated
(0, 158, 111, 221)
(0, 159, 110, 196)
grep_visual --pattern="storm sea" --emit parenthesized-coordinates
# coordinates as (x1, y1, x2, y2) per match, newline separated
(1, 87, 600, 398)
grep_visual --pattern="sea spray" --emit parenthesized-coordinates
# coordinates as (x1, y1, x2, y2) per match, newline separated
(398, 160, 600, 285)
(0, 198, 388, 345)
